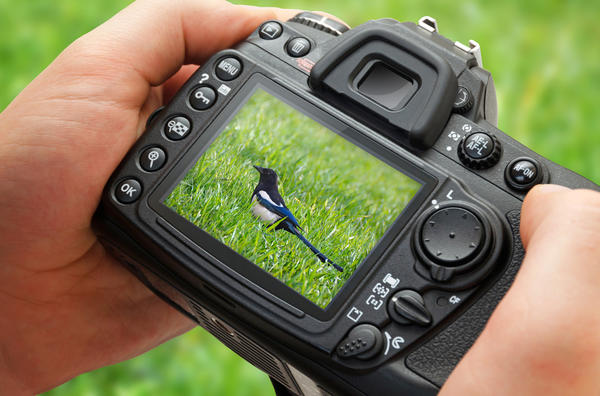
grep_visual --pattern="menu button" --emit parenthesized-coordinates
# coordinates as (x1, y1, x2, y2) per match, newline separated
(216, 57, 242, 81)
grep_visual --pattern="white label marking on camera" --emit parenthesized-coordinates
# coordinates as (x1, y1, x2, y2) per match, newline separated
(372, 282, 390, 298)
(346, 307, 363, 322)
(147, 150, 159, 168)
(446, 190, 454, 200)
(384, 331, 405, 355)
(120, 183, 137, 197)
(365, 295, 383, 310)
(218, 84, 232, 96)
(199, 73, 209, 83)
(382, 273, 399, 289)
(448, 131, 461, 141)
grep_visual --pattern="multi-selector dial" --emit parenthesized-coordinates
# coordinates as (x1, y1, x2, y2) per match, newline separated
(413, 201, 503, 285)
(421, 207, 484, 266)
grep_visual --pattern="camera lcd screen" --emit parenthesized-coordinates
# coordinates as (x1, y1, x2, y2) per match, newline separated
(164, 89, 421, 309)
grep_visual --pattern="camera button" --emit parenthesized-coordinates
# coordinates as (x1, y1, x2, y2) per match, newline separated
(189, 86, 217, 111)
(286, 37, 311, 57)
(164, 115, 192, 140)
(215, 57, 242, 81)
(259, 21, 283, 40)
(140, 147, 166, 172)
(463, 132, 493, 159)
(505, 157, 542, 191)
(337, 324, 383, 360)
(458, 132, 502, 169)
(115, 179, 142, 204)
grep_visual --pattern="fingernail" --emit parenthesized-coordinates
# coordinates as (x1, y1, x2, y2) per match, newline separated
(532, 184, 571, 194)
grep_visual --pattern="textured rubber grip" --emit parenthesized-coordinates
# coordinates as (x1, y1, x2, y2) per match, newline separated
(405, 210, 524, 386)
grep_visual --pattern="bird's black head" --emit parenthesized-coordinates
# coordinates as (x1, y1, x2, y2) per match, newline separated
(253, 165, 279, 186)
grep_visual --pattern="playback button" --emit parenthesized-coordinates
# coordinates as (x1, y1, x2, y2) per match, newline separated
(259, 21, 282, 40)
(115, 179, 142, 204)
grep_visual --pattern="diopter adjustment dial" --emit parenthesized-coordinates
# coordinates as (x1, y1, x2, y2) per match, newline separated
(453, 86, 474, 114)
(288, 12, 349, 36)
(457, 131, 502, 170)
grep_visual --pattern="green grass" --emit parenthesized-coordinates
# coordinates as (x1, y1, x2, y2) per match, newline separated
(1, 0, 598, 395)
(165, 90, 420, 308)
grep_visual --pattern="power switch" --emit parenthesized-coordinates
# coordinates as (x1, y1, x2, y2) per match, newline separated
(337, 324, 383, 360)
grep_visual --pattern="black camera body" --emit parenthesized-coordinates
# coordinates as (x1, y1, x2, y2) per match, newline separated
(93, 14, 599, 395)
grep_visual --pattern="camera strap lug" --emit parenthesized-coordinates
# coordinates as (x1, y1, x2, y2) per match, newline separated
(417, 16, 439, 33)
(454, 39, 483, 67)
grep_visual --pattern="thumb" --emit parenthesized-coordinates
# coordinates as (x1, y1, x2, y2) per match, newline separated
(440, 186, 600, 395)
(520, 184, 600, 270)
(519, 184, 570, 247)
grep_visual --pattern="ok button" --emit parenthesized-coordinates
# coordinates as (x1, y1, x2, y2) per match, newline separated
(115, 179, 142, 204)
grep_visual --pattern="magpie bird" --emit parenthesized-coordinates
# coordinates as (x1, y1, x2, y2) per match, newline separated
(251, 165, 343, 272)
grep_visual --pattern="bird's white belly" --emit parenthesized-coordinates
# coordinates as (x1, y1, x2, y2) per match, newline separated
(252, 201, 280, 223)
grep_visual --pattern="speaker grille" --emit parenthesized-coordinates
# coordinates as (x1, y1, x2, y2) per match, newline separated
(188, 300, 302, 395)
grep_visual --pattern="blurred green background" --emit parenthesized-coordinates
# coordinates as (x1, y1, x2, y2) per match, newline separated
(0, 0, 598, 395)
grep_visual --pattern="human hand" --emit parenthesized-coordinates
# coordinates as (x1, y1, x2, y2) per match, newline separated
(440, 185, 600, 395)
(0, 1, 300, 394)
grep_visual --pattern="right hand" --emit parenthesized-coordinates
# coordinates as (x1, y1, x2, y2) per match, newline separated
(440, 184, 600, 395)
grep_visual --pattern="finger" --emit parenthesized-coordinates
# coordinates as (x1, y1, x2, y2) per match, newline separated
(50, 0, 300, 108)
(441, 186, 600, 395)
(519, 187, 600, 283)
(136, 65, 199, 137)
(520, 184, 570, 247)
(161, 64, 200, 104)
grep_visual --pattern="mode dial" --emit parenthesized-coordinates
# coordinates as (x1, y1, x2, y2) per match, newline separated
(288, 12, 349, 36)
(457, 131, 502, 170)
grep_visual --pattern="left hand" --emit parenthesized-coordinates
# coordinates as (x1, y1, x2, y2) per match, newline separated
(0, 1, 299, 394)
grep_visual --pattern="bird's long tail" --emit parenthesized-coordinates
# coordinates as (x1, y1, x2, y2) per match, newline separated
(288, 225, 343, 272)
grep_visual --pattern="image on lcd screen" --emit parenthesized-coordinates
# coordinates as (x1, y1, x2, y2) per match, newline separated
(164, 89, 421, 309)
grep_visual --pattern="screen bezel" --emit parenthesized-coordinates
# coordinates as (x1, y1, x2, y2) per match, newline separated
(149, 74, 436, 320)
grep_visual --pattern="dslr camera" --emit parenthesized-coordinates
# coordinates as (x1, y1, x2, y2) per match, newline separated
(94, 13, 599, 395)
